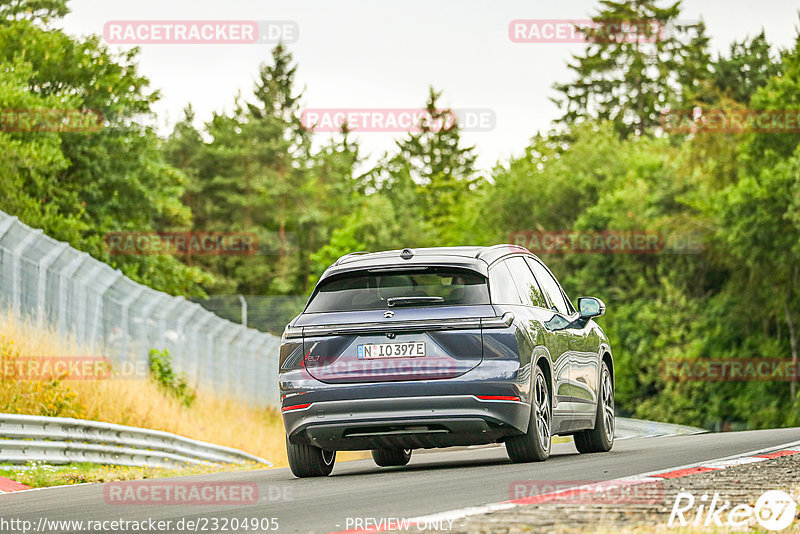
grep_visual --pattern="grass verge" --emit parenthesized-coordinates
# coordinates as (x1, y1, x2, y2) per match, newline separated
(0, 312, 371, 480)
(0, 461, 268, 488)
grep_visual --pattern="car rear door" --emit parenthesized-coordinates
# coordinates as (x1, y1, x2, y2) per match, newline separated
(526, 257, 598, 417)
(501, 256, 573, 413)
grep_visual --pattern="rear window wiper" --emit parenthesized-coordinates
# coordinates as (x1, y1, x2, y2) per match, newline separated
(386, 296, 445, 307)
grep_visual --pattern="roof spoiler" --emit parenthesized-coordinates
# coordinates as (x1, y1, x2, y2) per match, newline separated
(333, 251, 370, 266)
(475, 244, 529, 259)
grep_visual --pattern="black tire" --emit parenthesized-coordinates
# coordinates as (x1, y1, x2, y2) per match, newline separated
(286, 436, 336, 477)
(371, 448, 412, 467)
(574, 361, 614, 454)
(506, 364, 551, 463)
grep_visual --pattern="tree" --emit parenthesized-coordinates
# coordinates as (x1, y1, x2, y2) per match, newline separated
(741, 35, 800, 170)
(165, 44, 364, 298)
(552, 0, 711, 137)
(714, 37, 800, 399)
(375, 87, 482, 243)
(713, 31, 782, 104)
(0, 4, 214, 295)
(0, 57, 71, 232)
(669, 32, 781, 193)
(0, 0, 68, 24)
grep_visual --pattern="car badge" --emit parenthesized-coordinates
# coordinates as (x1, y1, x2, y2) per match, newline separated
(384, 311, 394, 318)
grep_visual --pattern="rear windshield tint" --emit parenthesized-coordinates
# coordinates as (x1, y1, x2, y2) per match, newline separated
(305, 267, 489, 312)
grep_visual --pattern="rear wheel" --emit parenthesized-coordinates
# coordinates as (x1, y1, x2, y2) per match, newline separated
(574, 361, 614, 453)
(372, 448, 412, 467)
(286, 436, 336, 477)
(506, 365, 551, 463)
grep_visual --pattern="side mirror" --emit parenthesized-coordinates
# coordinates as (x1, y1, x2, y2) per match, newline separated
(578, 297, 605, 319)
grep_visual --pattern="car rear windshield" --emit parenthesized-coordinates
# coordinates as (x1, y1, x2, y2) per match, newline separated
(305, 267, 490, 312)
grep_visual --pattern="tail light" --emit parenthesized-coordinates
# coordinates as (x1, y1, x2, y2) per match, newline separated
(281, 402, 311, 412)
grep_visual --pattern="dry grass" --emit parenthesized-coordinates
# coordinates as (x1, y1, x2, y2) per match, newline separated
(0, 313, 369, 469)
(0, 461, 266, 488)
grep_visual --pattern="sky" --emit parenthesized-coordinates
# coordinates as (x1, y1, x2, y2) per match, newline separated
(59, 0, 800, 171)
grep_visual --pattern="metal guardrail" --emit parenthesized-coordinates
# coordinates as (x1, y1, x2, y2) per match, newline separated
(0, 414, 272, 468)
(0, 414, 700, 468)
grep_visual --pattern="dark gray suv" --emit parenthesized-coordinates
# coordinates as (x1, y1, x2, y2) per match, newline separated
(279, 245, 614, 477)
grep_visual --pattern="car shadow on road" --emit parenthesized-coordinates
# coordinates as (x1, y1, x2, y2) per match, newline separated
(328, 447, 580, 478)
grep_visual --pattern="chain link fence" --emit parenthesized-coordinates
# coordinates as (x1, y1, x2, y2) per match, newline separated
(0, 211, 281, 408)
(192, 295, 308, 336)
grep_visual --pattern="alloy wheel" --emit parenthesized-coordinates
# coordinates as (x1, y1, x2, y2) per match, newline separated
(534, 372, 551, 449)
(601, 369, 614, 442)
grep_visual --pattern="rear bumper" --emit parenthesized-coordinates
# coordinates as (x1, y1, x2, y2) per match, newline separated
(282, 394, 530, 450)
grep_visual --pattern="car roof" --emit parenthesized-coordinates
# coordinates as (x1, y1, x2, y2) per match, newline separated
(318, 245, 534, 283)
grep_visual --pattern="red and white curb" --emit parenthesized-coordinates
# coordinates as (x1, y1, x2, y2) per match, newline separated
(0, 476, 31, 493)
(327, 439, 800, 534)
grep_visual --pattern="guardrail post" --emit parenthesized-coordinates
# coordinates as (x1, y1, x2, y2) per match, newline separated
(37, 242, 68, 327)
(172, 299, 195, 374)
(233, 330, 246, 402)
(189, 310, 215, 387)
(0, 216, 18, 313)
(157, 297, 183, 352)
(88, 268, 121, 354)
(57, 252, 89, 339)
(206, 319, 228, 395)
(217, 328, 234, 397)
(266, 337, 280, 406)
(247, 334, 262, 406)
(10, 229, 40, 319)
(0, 214, 18, 241)
(135, 291, 165, 363)
(118, 285, 145, 362)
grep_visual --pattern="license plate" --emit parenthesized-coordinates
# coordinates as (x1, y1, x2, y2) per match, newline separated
(357, 341, 425, 359)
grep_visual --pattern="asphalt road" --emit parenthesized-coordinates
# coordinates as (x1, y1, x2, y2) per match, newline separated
(3, 427, 800, 534)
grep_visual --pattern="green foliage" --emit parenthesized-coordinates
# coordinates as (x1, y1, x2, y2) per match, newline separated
(0, 6, 216, 296)
(712, 31, 782, 104)
(386, 87, 482, 240)
(3, 0, 800, 431)
(164, 45, 362, 297)
(552, 0, 710, 137)
(147, 349, 195, 407)
(0, 0, 68, 24)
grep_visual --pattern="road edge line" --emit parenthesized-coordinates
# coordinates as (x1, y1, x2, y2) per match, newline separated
(325, 438, 800, 534)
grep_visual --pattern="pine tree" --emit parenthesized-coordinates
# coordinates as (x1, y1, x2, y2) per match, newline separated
(713, 31, 781, 104)
(388, 87, 481, 240)
(552, 0, 709, 137)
